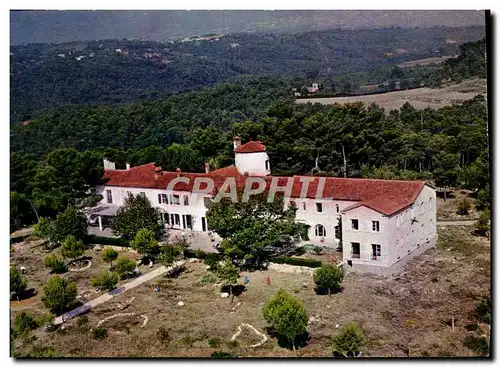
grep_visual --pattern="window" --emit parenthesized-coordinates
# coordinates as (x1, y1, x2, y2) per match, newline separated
(106, 190, 112, 204)
(162, 213, 170, 225)
(202, 217, 207, 232)
(158, 194, 168, 204)
(183, 195, 189, 206)
(172, 194, 180, 205)
(170, 214, 180, 226)
(371, 244, 381, 260)
(336, 204, 340, 213)
(302, 202, 306, 211)
(372, 221, 380, 232)
(315, 224, 326, 237)
(265, 160, 270, 170)
(351, 243, 360, 258)
(351, 219, 359, 230)
(316, 203, 323, 213)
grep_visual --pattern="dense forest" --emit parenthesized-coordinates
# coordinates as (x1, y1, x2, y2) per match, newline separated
(10, 26, 485, 122)
(10, 35, 489, 232)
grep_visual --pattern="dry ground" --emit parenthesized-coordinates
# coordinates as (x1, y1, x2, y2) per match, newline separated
(436, 188, 481, 222)
(296, 78, 487, 111)
(11, 225, 490, 358)
(397, 55, 457, 68)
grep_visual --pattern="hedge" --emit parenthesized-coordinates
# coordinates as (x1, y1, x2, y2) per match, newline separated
(83, 235, 130, 247)
(269, 256, 322, 268)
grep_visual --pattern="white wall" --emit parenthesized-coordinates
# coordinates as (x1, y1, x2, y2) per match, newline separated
(342, 206, 390, 268)
(235, 151, 271, 176)
(95, 185, 211, 232)
(386, 185, 437, 265)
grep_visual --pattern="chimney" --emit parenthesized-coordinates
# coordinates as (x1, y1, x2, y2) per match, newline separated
(233, 136, 241, 150)
(176, 168, 181, 172)
(126, 162, 131, 170)
(103, 157, 116, 170)
(205, 162, 210, 174)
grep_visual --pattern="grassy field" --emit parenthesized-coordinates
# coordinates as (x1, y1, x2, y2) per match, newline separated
(11, 224, 490, 358)
(397, 55, 457, 68)
(296, 78, 487, 112)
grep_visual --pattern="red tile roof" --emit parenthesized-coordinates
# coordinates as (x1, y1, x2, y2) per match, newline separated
(102, 164, 426, 216)
(234, 140, 266, 153)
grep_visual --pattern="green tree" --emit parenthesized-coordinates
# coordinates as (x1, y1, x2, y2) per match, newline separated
(33, 217, 57, 248)
(207, 194, 308, 269)
(263, 289, 308, 351)
(313, 264, 344, 295)
(102, 247, 118, 267)
(475, 208, 490, 237)
(331, 323, 364, 357)
(42, 276, 77, 315)
(216, 259, 239, 296)
(158, 143, 204, 173)
(475, 295, 491, 324)
(44, 254, 67, 274)
(156, 244, 183, 268)
(112, 193, 164, 240)
(114, 257, 136, 279)
(61, 235, 85, 259)
(91, 271, 119, 291)
(10, 266, 27, 300)
(130, 228, 159, 257)
(35, 205, 87, 248)
(14, 311, 39, 338)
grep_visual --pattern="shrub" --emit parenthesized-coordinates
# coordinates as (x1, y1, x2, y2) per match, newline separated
(44, 254, 67, 274)
(463, 336, 489, 356)
(92, 327, 108, 340)
(270, 257, 322, 268)
(114, 257, 136, 279)
(130, 228, 159, 256)
(211, 351, 234, 358)
(313, 246, 324, 255)
(216, 259, 239, 295)
(91, 271, 119, 291)
(314, 264, 344, 294)
(84, 235, 129, 247)
(204, 253, 221, 271)
(208, 337, 222, 348)
(24, 345, 57, 357)
(14, 311, 39, 337)
(101, 247, 118, 267)
(156, 244, 183, 267)
(263, 288, 308, 351)
(199, 273, 219, 284)
(465, 323, 479, 332)
(61, 235, 85, 259)
(10, 266, 27, 299)
(475, 295, 491, 324)
(457, 199, 471, 215)
(331, 323, 364, 357)
(475, 208, 490, 237)
(77, 316, 89, 327)
(42, 276, 77, 315)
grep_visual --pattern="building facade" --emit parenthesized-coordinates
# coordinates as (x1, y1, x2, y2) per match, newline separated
(94, 138, 437, 273)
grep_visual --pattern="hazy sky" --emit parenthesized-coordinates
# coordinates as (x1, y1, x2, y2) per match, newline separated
(10, 10, 486, 45)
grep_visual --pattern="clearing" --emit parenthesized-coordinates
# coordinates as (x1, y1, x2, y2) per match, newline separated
(296, 78, 486, 111)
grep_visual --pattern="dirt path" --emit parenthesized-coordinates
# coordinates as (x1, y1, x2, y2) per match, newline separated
(53, 261, 185, 325)
(437, 220, 477, 226)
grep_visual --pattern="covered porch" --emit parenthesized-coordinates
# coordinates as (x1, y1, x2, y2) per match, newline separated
(83, 203, 119, 232)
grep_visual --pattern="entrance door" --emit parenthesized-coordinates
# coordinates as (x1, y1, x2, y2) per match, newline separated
(202, 217, 207, 232)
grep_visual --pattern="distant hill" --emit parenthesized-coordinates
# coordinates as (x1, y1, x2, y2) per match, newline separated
(10, 26, 485, 123)
(10, 10, 486, 45)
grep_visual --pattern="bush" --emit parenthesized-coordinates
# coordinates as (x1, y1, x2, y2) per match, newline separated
(216, 259, 240, 295)
(44, 254, 67, 274)
(475, 208, 490, 236)
(204, 253, 221, 271)
(92, 327, 108, 340)
(156, 327, 170, 344)
(157, 244, 183, 267)
(102, 247, 118, 266)
(270, 256, 322, 268)
(130, 228, 159, 256)
(84, 235, 130, 247)
(91, 271, 119, 291)
(199, 273, 219, 284)
(211, 351, 234, 358)
(263, 288, 308, 351)
(10, 266, 27, 299)
(77, 316, 89, 327)
(457, 199, 471, 215)
(475, 295, 491, 324)
(61, 235, 85, 259)
(313, 246, 324, 255)
(314, 264, 344, 294)
(42, 276, 77, 315)
(14, 311, 39, 337)
(465, 323, 479, 332)
(463, 335, 489, 356)
(208, 337, 222, 348)
(331, 323, 364, 357)
(114, 257, 136, 279)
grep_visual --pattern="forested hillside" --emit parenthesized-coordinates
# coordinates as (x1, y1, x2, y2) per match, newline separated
(10, 26, 485, 122)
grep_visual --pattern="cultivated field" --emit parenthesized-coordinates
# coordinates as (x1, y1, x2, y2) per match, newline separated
(296, 79, 487, 112)
(11, 212, 490, 357)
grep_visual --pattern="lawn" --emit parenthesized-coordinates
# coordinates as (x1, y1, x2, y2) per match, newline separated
(11, 226, 490, 358)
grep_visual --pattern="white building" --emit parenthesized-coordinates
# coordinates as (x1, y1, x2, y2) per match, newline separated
(94, 138, 436, 274)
